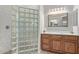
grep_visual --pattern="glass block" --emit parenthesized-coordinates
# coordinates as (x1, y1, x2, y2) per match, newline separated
(25, 13, 29, 17)
(29, 30, 33, 33)
(18, 29, 22, 32)
(18, 32, 23, 36)
(19, 41, 31, 47)
(19, 18, 25, 21)
(24, 51, 32, 54)
(33, 22, 38, 27)
(18, 34, 23, 39)
(34, 19, 38, 22)
(19, 8, 26, 12)
(19, 52, 24, 54)
(31, 39, 38, 42)
(34, 45, 38, 48)
(30, 9, 34, 13)
(33, 32, 38, 37)
(29, 34, 33, 38)
(30, 14, 34, 18)
(18, 47, 25, 51)
(18, 38, 26, 42)
(33, 49, 38, 53)
(29, 23, 33, 27)
(18, 38, 22, 41)
(18, 42, 25, 46)
(30, 19, 34, 22)
(25, 38, 29, 41)
(19, 12, 25, 17)
(16, 28, 19, 32)
(26, 9, 29, 12)
(34, 10, 38, 14)
(33, 27, 38, 30)
(24, 46, 30, 50)
(25, 18, 29, 22)
(25, 23, 29, 26)
(18, 33, 24, 37)
(25, 28, 29, 31)
(34, 15, 38, 18)
(16, 22, 18, 26)
(26, 32, 29, 38)
(20, 23, 24, 26)
(26, 50, 34, 54)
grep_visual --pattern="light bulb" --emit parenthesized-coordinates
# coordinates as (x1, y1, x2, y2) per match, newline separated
(54, 8, 56, 12)
(52, 9, 54, 12)
(57, 8, 59, 11)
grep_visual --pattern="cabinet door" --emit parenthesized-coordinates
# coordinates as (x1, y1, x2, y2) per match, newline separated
(64, 41, 76, 53)
(50, 35, 62, 51)
(78, 37, 79, 53)
(63, 35, 77, 53)
(41, 34, 50, 50)
(41, 39, 50, 50)
(42, 44, 50, 50)
(51, 40, 62, 51)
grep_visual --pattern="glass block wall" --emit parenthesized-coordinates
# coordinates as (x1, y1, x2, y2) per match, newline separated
(11, 6, 39, 54)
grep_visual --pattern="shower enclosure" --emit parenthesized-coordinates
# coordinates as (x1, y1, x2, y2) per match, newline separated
(11, 6, 39, 54)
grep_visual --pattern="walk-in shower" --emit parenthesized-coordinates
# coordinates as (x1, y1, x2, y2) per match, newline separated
(11, 6, 39, 54)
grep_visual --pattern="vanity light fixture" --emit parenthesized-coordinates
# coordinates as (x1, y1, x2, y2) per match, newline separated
(48, 7, 68, 15)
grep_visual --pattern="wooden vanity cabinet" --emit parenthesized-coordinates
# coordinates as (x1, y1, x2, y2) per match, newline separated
(41, 34, 79, 54)
(41, 34, 51, 51)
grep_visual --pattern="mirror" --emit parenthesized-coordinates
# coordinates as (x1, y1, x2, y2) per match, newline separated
(48, 13, 68, 27)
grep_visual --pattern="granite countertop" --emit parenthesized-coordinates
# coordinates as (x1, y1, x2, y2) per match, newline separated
(41, 32, 79, 36)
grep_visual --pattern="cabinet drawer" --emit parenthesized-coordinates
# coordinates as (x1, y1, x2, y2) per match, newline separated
(63, 36, 77, 42)
(51, 35, 62, 40)
(51, 35, 61, 38)
(41, 34, 50, 38)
